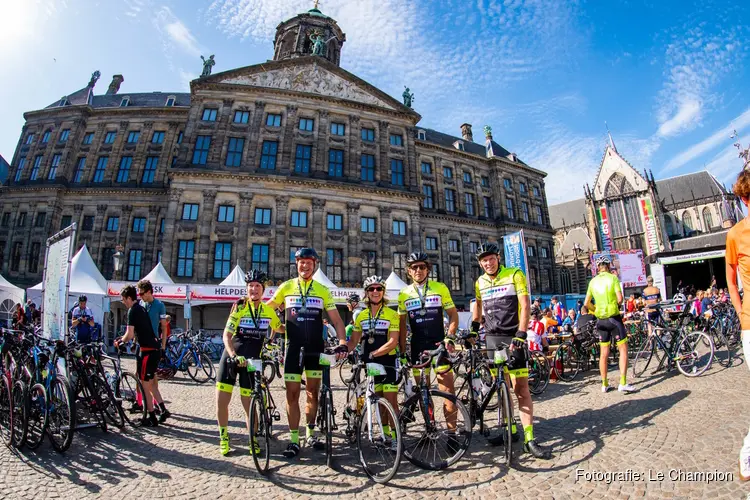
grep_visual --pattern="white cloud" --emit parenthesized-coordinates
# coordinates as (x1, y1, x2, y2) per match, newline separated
(663, 107, 750, 172)
(155, 6, 203, 57)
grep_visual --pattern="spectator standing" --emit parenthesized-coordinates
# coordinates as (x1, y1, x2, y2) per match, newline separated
(551, 296, 565, 322)
(137, 280, 170, 423)
(12, 303, 25, 329)
(71, 295, 95, 342)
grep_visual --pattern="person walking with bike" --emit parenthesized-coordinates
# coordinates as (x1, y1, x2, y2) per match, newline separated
(471, 243, 550, 459)
(584, 256, 635, 394)
(726, 168, 750, 481)
(216, 269, 284, 456)
(115, 285, 164, 427)
(137, 280, 171, 423)
(266, 247, 347, 459)
(349, 276, 400, 450)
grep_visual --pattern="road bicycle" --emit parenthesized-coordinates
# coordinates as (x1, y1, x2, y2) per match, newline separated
(162, 332, 215, 383)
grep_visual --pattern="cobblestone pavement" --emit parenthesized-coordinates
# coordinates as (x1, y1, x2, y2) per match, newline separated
(2, 355, 750, 500)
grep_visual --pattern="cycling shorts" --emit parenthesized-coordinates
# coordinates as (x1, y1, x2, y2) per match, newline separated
(597, 315, 627, 345)
(410, 336, 451, 376)
(284, 336, 323, 383)
(486, 335, 528, 379)
(216, 350, 255, 397)
(372, 355, 399, 393)
(136, 349, 160, 382)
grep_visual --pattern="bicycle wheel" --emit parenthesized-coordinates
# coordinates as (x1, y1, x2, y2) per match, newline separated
(498, 381, 514, 466)
(186, 351, 214, 383)
(399, 390, 471, 470)
(12, 380, 28, 448)
(92, 375, 124, 429)
(262, 360, 276, 385)
(325, 389, 334, 468)
(553, 342, 580, 382)
(528, 352, 549, 396)
(631, 336, 655, 378)
(0, 376, 11, 448)
(249, 392, 270, 475)
(117, 372, 145, 428)
(25, 383, 48, 450)
(357, 396, 402, 484)
(676, 331, 713, 377)
(47, 376, 75, 453)
(709, 327, 733, 368)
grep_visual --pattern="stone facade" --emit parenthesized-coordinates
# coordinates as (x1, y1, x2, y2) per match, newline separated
(0, 8, 555, 306)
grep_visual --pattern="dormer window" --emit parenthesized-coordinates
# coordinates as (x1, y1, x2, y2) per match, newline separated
(454, 140, 465, 151)
(417, 130, 426, 141)
(120, 96, 130, 107)
(58, 96, 69, 107)
(165, 95, 176, 107)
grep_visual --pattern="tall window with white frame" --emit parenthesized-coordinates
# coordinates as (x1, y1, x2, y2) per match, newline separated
(30, 155, 43, 181)
(214, 242, 232, 279)
(423, 185, 434, 209)
(506, 198, 515, 219)
(48, 154, 61, 180)
(252, 244, 269, 273)
(445, 189, 456, 212)
(177, 240, 195, 278)
(465, 193, 475, 216)
(483, 196, 492, 218)
(522, 201, 530, 222)
(361, 251, 377, 280)
(450, 264, 461, 291)
(327, 248, 343, 282)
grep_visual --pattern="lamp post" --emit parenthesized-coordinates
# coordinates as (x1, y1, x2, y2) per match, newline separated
(113, 245, 124, 281)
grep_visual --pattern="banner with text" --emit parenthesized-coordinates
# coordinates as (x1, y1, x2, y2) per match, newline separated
(107, 282, 188, 301)
(42, 227, 75, 340)
(596, 207, 613, 251)
(640, 198, 660, 254)
(590, 249, 646, 288)
(503, 230, 531, 294)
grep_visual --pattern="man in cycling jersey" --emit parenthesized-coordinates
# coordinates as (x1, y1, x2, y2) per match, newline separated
(216, 270, 284, 456)
(266, 248, 347, 459)
(349, 276, 400, 451)
(397, 252, 459, 435)
(471, 243, 550, 459)
(584, 256, 635, 394)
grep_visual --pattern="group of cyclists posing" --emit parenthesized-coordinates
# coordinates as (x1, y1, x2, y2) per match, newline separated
(211, 243, 553, 463)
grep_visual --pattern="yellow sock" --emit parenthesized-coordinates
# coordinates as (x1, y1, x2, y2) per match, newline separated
(290, 429, 299, 445)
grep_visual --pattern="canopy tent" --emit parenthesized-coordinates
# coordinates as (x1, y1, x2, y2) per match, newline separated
(0, 274, 25, 327)
(312, 269, 337, 289)
(27, 244, 110, 325)
(385, 271, 408, 300)
(219, 265, 246, 286)
(141, 261, 174, 284)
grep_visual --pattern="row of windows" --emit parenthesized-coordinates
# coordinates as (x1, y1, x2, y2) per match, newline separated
(503, 178, 542, 198)
(15, 154, 163, 184)
(25, 129, 182, 149)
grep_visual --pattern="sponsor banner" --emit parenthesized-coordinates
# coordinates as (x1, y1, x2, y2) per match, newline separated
(107, 282, 188, 300)
(43, 228, 74, 340)
(658, 249, 726, 265)
(596, 207, 613, 251)
(189, 285, 368, 304)
(591, 249, 646, 288)
(503, 230, 531, 293)
(640, 198, 660, 254)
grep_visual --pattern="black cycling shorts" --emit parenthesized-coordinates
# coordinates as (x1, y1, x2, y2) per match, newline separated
(597, 315, 627, 345)
(410, 336, 451, 374)
(216, 350, 255, 396)
(136, 350, 160, 382)
(486, 335, 527, 377)
(371, 354, 399, 392)
(284, 337, 323, 382)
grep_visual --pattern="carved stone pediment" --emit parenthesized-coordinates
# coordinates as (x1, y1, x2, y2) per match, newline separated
(253, 227, 273, 238)
(327, 232, 345, 242)
(176, 220, 198, 232)
(215, 222, 235, 237)
(220, 64, 397, 111)
(361, 234, 377, 244)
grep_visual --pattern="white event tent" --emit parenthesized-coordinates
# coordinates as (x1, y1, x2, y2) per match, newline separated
(142, 261, 174, 284)
(0, 274, 25, 327)
(27, 244, 110, 325)
(385, 271, 408, 300)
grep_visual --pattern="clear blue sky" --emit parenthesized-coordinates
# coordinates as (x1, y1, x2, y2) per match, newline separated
(1, 0, 748, 204)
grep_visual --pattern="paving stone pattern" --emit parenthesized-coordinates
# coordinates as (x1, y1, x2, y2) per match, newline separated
(2, 358, 750, 499)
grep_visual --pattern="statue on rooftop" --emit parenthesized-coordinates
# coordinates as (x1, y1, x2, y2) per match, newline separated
(88, 70, 101, 88)
(403, 87, 414, 108)
(310, 32, 326, 56)
(200, 55, 215, 77)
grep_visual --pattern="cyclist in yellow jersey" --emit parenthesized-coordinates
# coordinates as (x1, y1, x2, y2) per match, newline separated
(216, 269, 284, 456)
(266, 247, 348, 459)
(349, 276, 400, 451)
(584, 256, 635, 394)
(472, 243, 550, 460)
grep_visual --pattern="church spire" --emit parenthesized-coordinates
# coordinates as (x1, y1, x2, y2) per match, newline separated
(605, 122, 618, 153)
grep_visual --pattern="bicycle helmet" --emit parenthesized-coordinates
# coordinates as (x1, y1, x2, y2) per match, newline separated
(363, 275, 386, 291)
(595, 255, 611, 267)
(294, 247, 319, 261)
(78, 295, 88, 302)
(346, 293, 360, 304)
(406, 252, 430, 266)
(475, 242, 500, 261)
(244, 269, 268, 286)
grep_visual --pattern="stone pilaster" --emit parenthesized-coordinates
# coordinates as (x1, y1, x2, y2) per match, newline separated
(236, 193, 253, 267)
(198, 190, 218, 280)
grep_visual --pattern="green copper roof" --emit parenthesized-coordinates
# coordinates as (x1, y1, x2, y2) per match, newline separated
(307, 7, 328, 18)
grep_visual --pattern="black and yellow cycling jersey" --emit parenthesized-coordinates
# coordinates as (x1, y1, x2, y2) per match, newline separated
(475, 266, 529, 337)
(269, 277, 337, 382)
(352, 304, 400, 392)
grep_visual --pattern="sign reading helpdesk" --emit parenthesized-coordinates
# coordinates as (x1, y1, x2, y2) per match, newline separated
(503, 230, 531, 294)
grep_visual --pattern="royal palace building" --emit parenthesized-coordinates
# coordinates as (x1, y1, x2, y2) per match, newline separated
(0, 7, 555, 306)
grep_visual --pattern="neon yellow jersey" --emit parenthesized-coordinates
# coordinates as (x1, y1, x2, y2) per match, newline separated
(224, 299, 281, 340)
(353, 304, 400, 357)
(397, 280, 455, 344)
(270, 277, 336, 345)
(475, 267, 529, 336)
(586, 271, 622, 319)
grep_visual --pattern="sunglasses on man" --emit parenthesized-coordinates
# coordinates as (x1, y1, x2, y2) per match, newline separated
(409, 264, 428, 271)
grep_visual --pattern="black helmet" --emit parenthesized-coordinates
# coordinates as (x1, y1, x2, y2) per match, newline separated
(294, 247, 319, 261)
(406, 252, 430, 266)
(244, 269, 268, 286)
(78, 295, 87, 302)
(475, 242, 500, 261)
(346, 293, 360, 304)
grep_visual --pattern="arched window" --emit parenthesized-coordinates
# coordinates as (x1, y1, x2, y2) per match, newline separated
(560, 267, 572, 295)
(664, 215, 674, 236)
(682, 211, 693, 232)
(703, 207, 713, 231)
